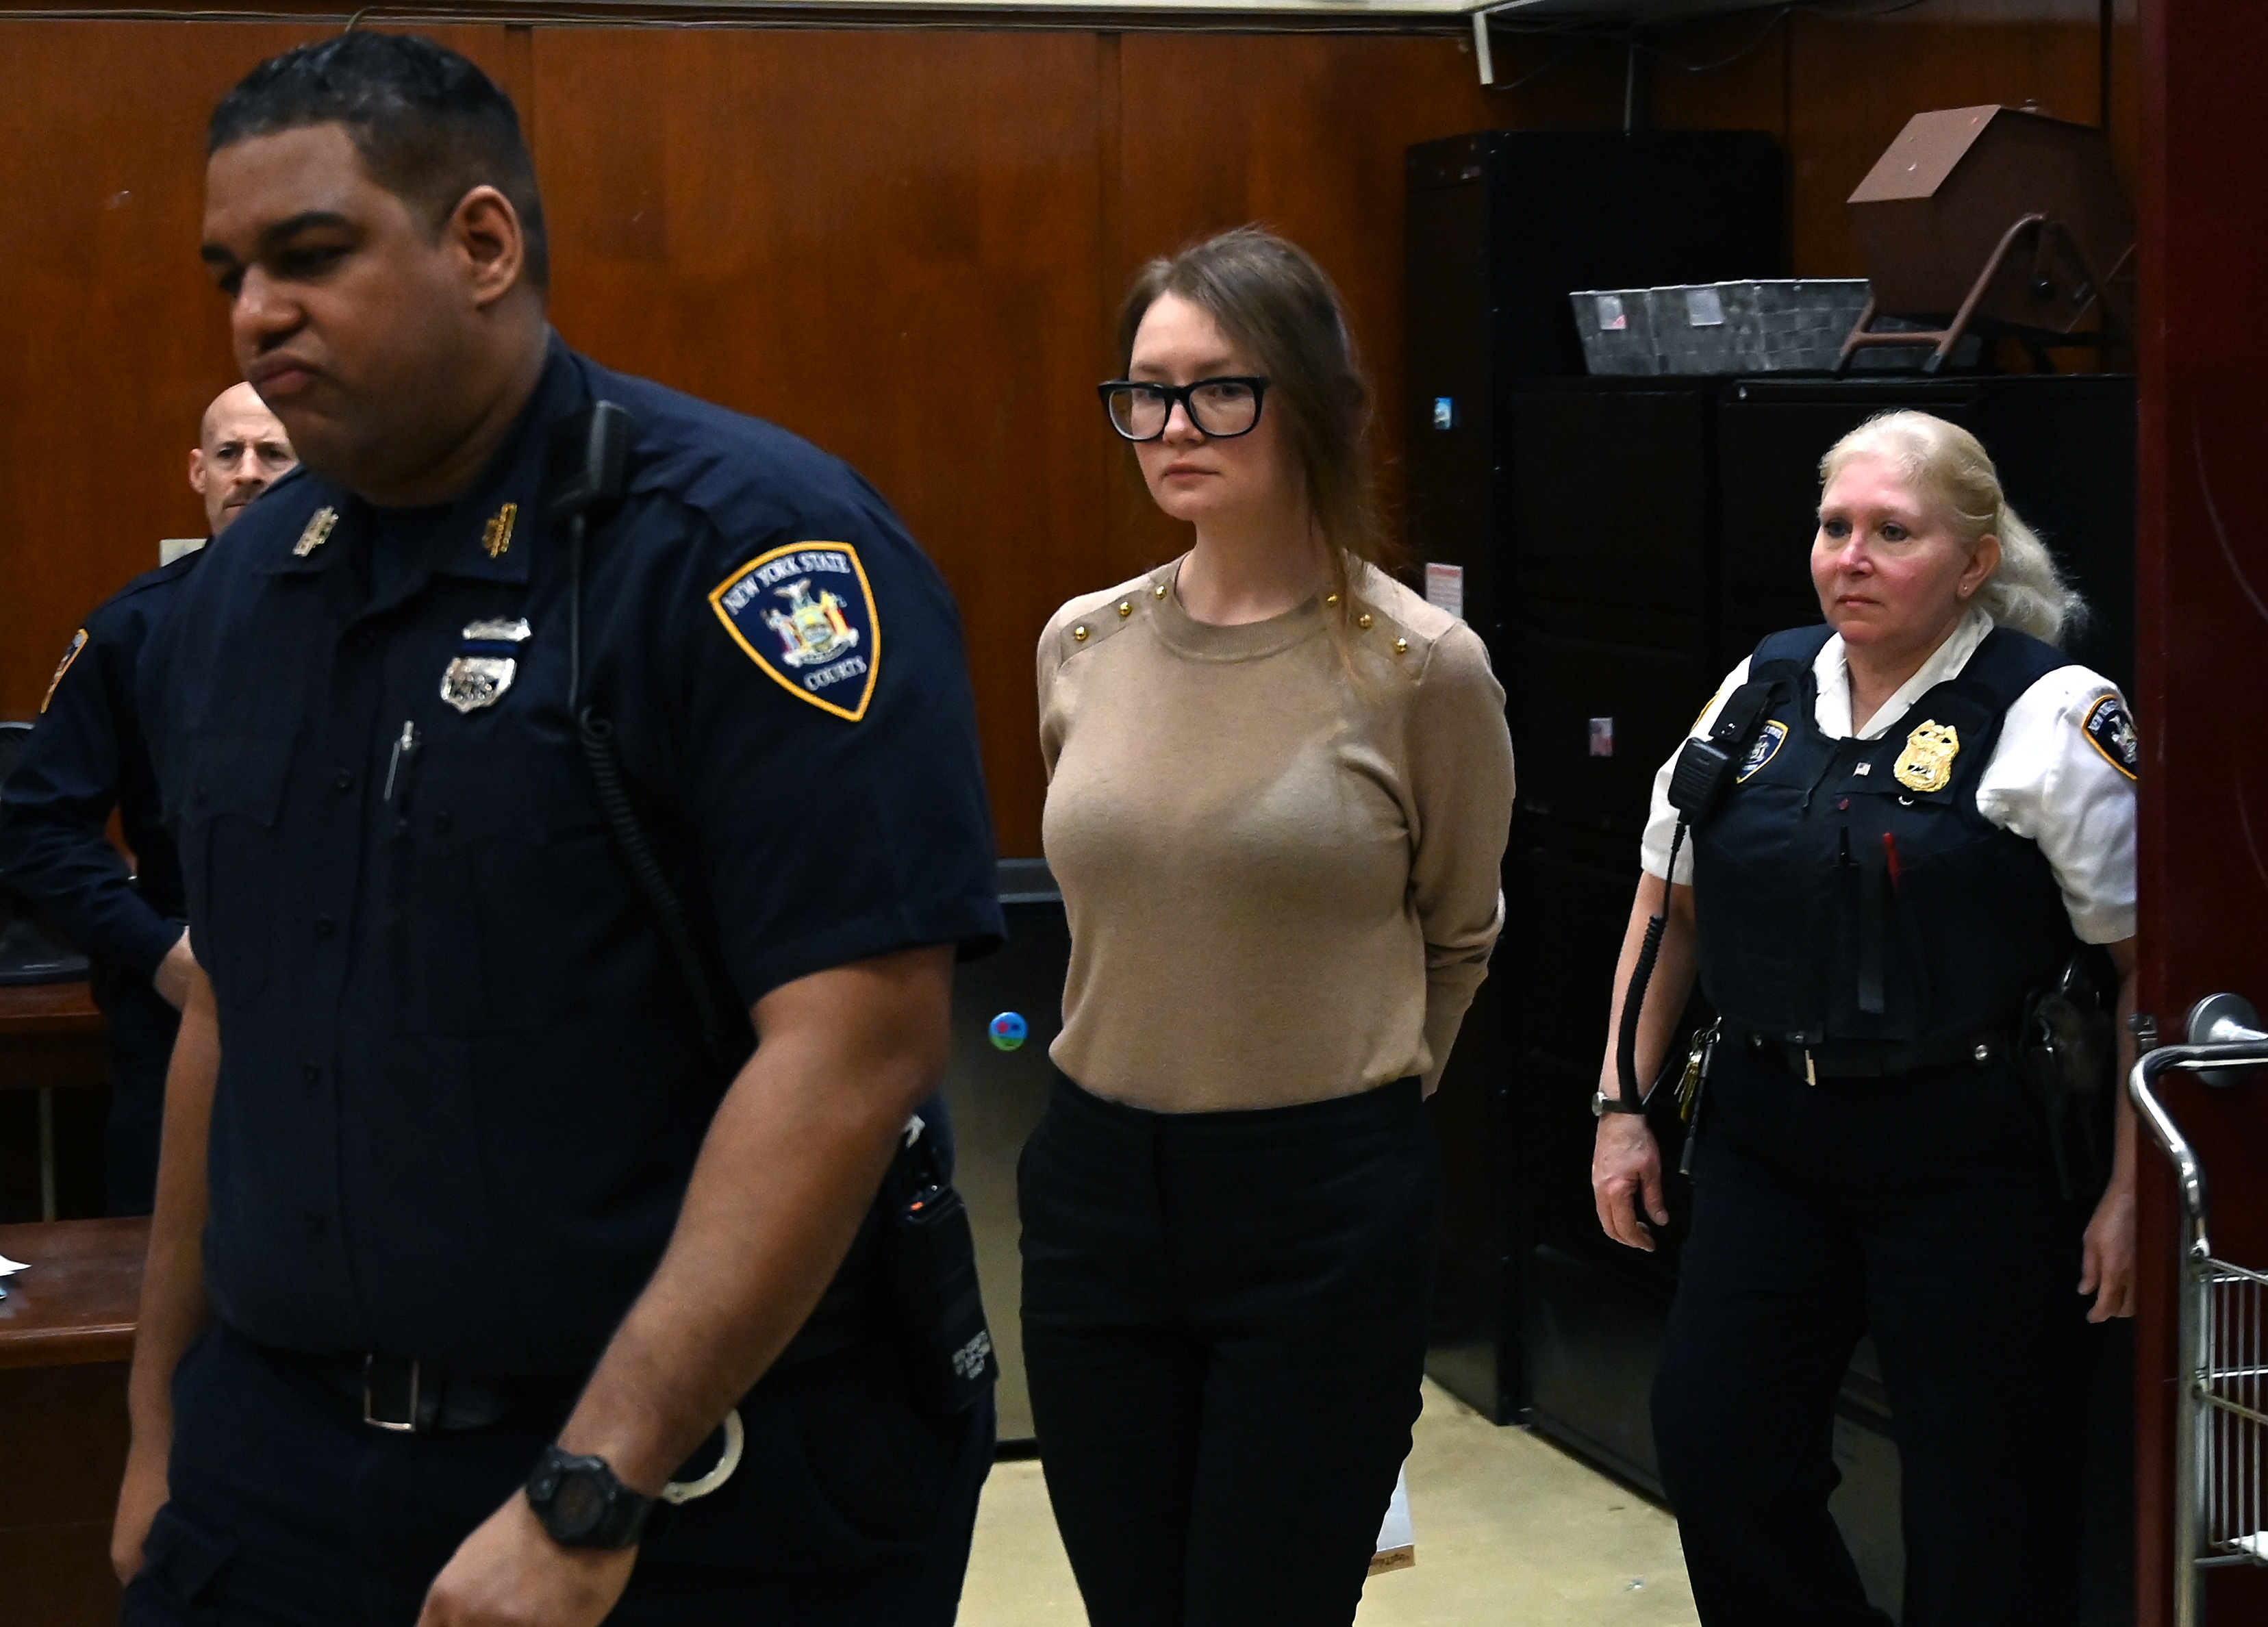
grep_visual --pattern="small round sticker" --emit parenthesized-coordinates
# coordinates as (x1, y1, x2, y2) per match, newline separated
(988, 1012, 1028, 1052)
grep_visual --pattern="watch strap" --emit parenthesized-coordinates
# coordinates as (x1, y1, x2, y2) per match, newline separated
(1593, 1089, 1648, 1116)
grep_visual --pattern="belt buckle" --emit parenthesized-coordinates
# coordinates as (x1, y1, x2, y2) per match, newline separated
(363, 1354, 421, 1433)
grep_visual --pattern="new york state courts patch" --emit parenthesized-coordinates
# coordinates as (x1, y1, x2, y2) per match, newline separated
(709, 542, 880, 721)
(2082, 692, 2140, 781)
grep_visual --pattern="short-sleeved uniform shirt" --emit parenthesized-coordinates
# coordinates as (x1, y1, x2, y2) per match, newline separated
(0, 551, 202, 983)
(140, 340, 1002, 1376)
(1640, 606, 2138, 945)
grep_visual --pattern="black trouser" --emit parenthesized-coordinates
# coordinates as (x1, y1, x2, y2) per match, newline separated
(121, 1320, 993, 1626)
(1018, 1072, 1439, 1627)
(94, 970, 178, 1216)
(1653, 1041, 2097, 1627)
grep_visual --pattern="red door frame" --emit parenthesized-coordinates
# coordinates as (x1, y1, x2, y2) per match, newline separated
(2134, 3, 2268, 1622)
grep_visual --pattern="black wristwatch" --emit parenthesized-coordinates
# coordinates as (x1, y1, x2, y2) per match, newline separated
(525, 1446, 655, 1550)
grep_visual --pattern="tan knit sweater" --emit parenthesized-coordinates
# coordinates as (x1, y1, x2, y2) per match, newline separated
(1037, 557, 1515, 1113)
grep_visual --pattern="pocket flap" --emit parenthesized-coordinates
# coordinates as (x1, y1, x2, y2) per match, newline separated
(140, 1503, 238, 1603)
(179, 732, 296, 830)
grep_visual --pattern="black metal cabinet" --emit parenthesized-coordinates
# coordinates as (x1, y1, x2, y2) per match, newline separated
(1406, 131, 1786, 1432)
(939, 859, 1068, 1447)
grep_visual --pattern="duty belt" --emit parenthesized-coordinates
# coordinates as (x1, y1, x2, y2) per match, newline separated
(288, 1230, 890, 1434)
(1737, 1026, 2010, 1085)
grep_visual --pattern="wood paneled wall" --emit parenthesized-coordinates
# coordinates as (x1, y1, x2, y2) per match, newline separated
(0, 18, 1613, 855)
(1643, 1, 2137, 277)
(0, 8, 2121, 855)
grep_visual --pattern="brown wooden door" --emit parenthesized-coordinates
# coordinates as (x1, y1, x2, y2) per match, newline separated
(2134, 3, 2268, 1621)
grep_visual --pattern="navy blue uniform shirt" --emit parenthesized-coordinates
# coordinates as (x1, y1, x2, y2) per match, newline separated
(140, 341, 1003, 1376)
(1, 551, 199, 981)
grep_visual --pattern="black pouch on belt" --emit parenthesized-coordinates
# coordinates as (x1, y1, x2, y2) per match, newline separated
(883, 1128, 998, 1417)
(2017, 944, 2119, 1205)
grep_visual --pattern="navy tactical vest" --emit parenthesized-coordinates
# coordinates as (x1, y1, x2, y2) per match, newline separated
(1691, 623, 2079, 1048)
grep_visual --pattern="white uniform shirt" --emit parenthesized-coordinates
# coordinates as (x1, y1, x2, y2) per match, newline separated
(1639, 607, 2139, 945)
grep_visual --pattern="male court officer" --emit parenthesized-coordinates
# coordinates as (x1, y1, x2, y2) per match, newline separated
(0, 383, 294, 1215)
(112, 32, 1002, 1627)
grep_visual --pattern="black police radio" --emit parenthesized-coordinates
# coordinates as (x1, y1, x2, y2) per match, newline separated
(1604, 677, 1782, 1117)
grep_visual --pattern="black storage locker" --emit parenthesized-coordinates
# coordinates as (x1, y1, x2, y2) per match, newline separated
(1405, 129, 1786, 1430)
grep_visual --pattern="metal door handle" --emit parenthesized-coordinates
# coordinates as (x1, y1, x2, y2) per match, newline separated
(2191, 992, 2268, 1049)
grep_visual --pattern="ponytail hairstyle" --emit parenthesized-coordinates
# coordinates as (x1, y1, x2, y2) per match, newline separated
(1819, 409, 2088, 646)
(1116, 226, 1396, 633)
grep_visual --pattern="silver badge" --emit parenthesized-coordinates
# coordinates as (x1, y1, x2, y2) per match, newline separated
(440, 618, 533, 714)
(440, 657, 516, 713)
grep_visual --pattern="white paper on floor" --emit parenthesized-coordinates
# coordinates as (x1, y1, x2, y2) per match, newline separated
(1369, 1463, 1415, 1574)
(0, 1254, 27, 1276)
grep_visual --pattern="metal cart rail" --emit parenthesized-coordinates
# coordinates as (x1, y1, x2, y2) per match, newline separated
(2132, 994, 2268, 1627)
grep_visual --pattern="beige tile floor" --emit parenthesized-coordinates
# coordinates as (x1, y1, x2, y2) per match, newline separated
(959, 1380, 1699, 1626)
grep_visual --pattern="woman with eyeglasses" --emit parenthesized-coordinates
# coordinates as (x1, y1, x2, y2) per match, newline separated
(1019, 226, 1515, 1626)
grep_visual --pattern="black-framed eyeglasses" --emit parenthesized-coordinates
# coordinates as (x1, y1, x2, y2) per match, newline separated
(1097, 377, 1270, 442)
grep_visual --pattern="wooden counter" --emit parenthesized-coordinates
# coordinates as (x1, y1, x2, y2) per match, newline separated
(0, 1215, 145, 1367)
(0, 980, 109, 1092)
(0, 1216, 146, 1626)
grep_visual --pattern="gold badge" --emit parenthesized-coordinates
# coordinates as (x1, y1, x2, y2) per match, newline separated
(481, 503, 518, 559)
(293, 506, 338, 557)
(1893, 720, 1961, 793)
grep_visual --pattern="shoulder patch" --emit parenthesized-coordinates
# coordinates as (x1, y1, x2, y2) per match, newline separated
(1737, 720, 1789, 781)
(38, 629, 88, 714)
(709, 542, 880, 722)
(2081, 692, 2139, 781)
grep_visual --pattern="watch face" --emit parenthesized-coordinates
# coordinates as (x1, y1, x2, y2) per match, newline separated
(552, 1470, 608, 1538)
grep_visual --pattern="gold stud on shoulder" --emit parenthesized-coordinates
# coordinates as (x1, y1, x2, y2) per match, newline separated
(1357, 613, 1374, 631)
(1394, 637, 1409, 655)
(1072, 625, 1089, 642)
(1153, 583, 1168, 598)
(1324, 593, 1340, 607)
(1117, 600, 1133, 618)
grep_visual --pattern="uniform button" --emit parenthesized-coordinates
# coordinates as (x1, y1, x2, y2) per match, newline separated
(1394, 638, 1409, 655)
(333, 768, 354, 792)
(1072, 625, 1089, 642)
(1357, 614, 1374, 631)
(302, 1061, 320, 1083)
(1117, 600, 1133, 618)
(314, 915, 336, 938)
(1152, 583, 1167, 599)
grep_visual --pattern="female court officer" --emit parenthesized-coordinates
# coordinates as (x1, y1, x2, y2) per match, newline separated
(1022, 227, 1515, 1626)
(1592, 410, 2139, 1627)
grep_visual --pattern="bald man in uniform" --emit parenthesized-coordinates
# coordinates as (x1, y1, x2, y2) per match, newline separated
(189, 382, 299, 537)
(0, 385, 294, 1213)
